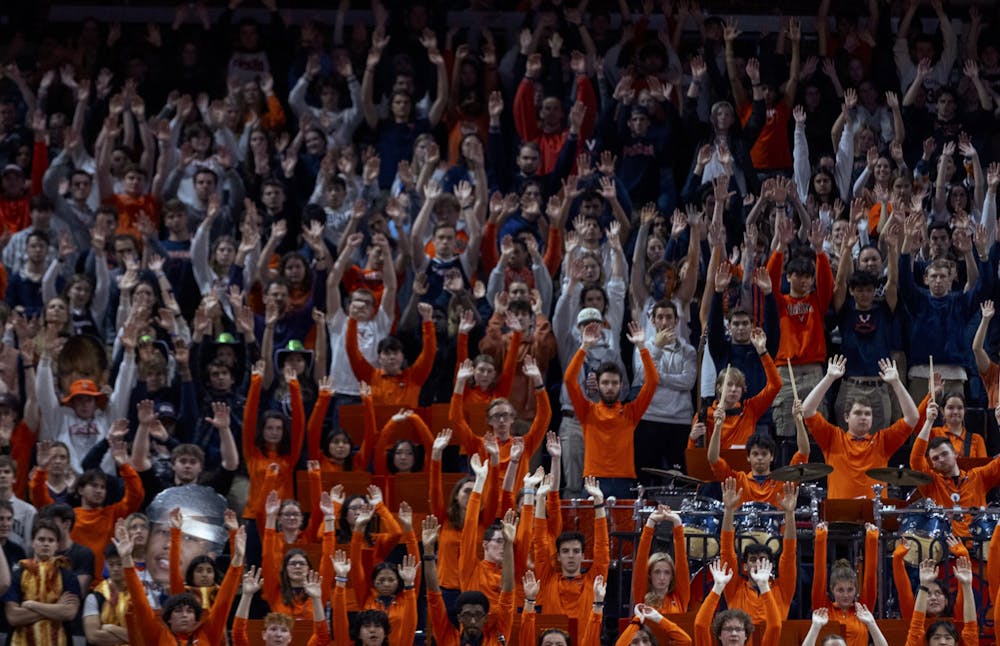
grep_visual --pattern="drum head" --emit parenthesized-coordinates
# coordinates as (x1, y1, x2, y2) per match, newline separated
(683, 528, 720, 560)
(900, 535, 946, 564)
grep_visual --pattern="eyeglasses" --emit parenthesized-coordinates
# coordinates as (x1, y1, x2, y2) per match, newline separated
(458, 610, 485, 621)
(721, 626, 746, 633)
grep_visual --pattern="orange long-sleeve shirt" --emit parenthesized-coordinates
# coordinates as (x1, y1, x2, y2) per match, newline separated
(929, 426, 987, 458)
(259, 526, 334, 620)
(767, 250, 834, 365)
(479, 313, 558, 421)
(695, 588, 780, 646)
(459, 491, 503, 606)
(370, 406, 435, 476)
(807, 411, 915, 500)
(617, 615, 692, 646)
(455, 330, 519, 408)
(811, 526, 878, 646)
(906, 608, 977, 646)
(449, 387, 551, 486)
(566, 347, 657, 479)
(428, 589, 514, 646)
(689, 353, 782, 449)
(533, 513, 608, 626)
(429, 456, 469, 591)
(31, 463, 143, 579)
(910, 436, 1000, 536)
(632, 524, 690, 613)
(124, 562, 239, 646)
(346, 318, 436, 407)
(241, 374, 305, 519)
(720, 528, 796, 623)
(233, 616, 329, 646)
(893, 539, 969, 622)
(709, 452, 808, 506)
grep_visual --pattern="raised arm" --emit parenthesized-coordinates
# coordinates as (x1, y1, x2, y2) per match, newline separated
(802, 355, 845, 419)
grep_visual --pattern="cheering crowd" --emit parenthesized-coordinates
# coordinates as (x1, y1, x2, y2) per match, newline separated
(3, 0, 1000, 644)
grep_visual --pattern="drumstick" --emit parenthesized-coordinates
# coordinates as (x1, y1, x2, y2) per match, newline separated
(929, 356, 935, 404)
(786, 359, 798, 402)
(720, 364, 731, 407)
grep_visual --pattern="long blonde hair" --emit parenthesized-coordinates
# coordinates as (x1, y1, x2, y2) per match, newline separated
(644, 552, 676, 606)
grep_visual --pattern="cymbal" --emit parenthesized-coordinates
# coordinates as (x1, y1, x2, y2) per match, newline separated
(865, 467, 933, 487)
(769, 463, 834, 483)
(641, 468, 705, 486)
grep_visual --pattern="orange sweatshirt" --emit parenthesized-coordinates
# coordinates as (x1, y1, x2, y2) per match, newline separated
(233, 616, 329, 646)
(455, 330, 520, 408)
(709, 451, 808, 507)
(910, 436, 1000, 536)
(428, 589, 514, 646)
(811, 526, 878, 646)
(430, 456, 473, 591)
(689, 352, 782, 449)
(767, 250, 834, 365)
(367, 400, 436, 476)
(632, 524, 690, 614)
(807, 411, 914, 499)
(906, 608, 977, 646)
(346, 318, 436, 407)
(241, 374, 304, 519)
(565, 347, 657, 479)
(616, 615, 692, 646)
(31, 463, 143, 579)
(533, 513, 608, 627)
(720, 528, 796, 623)
(449, 387, 552, 486)
(893, 539, 969, 623)
(123, 562, 239, 646)
(695, 588, 779, 646)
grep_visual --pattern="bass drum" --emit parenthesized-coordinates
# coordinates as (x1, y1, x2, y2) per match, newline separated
(679, 496, 724, 560)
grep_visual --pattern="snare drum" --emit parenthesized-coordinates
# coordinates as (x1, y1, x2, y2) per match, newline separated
(735, 502, 783, 555)
(968, 512, 1000, 561)
(679, 496, 724, 559)
(899, 503, 951, 564)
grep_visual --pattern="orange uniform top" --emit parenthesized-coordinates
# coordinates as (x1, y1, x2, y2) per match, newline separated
(929, 426, 987, 458)
(689, 353, 782, 449)
(767, 250, 834, 365)
(353, 528, 421, 638)
(31, 463, 143, 579)
(632, 524, 690, 614)
(124, 562, 239, 646)
(695, 588, 780, 646)
(428, 589, 514, 646)
(910, 436, 1000, 536)
(807, 411, 914, 499)
(241, 375, 305, 519)
(260, 527, 335, 619)
(710, 452, 808, 507)
(533, 514, 608, 626)
(346, 318, 436, 407)
(449, 387, 551, 486)
(906, 608, 977, 646)
(429, 456, 471, 591)
(233, 616, 329, 646)
(565, 347, 657, 479)
(720, 528, 796, 623)
(893, 539, 970, 622)
(811, 526, 878, 646)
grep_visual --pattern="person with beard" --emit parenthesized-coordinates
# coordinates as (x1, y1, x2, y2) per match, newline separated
(421, 511, 515, 646)
(563, 321, 655, 499)
(117, 518, 245, 646)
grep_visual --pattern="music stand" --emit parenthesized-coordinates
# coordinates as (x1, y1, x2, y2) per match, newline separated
(685, 448, 750, 482)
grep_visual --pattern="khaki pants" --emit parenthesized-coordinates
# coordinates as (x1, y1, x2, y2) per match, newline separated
(773, 363, 825, 437)
(558, 414, 584, 498)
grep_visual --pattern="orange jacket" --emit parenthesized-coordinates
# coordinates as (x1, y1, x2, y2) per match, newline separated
(241, 374, 305, 519)
(910, 436, 1000, 536)
(807, 411, 914, 499)
(346, 318, 436, 407)
(565, 347, 657, 479)
(632, 524, 690, 614)
(31, 463, 143, 579)
(720, 528, 796, 623)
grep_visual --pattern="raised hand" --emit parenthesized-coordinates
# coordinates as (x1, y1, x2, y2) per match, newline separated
(332, 550, 351, 578)
(422, 514, 440, 550)
(242, 565, 263, 596)
(583, 475, 604, 505)
(302, 569, 323, 599)
(625, 320, 645, 346)
(827, 355, 847, 380)
(523, 570, 540, 600)
(366, 484, 384, 507)
(749, 557, 773, 586)
(709, 558, 733, 587)
(877, 358, 900, 384)
(721, 476, 742, 509)
(469, 453, 488, 479)
(918, 559, 938, 585)
(812, 607, 829, 626)
(399, 554, 419, 587)
(749, 327, 767, 354)
(855, 602, 875, 625)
